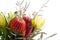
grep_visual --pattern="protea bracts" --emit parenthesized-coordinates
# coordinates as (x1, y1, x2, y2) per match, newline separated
(9, 17, 26, 37)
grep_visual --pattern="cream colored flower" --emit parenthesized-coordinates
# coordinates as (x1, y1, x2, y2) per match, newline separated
(7, 12, 16, 22)
(8, 12, 15, 19)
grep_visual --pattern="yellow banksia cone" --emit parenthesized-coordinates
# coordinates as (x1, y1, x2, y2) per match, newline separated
(0, 12, 6, 27)
(32, 16, 45, 29)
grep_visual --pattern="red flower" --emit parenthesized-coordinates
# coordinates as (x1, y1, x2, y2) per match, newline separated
(9, 17, 26, 36)
(23, 16, 34, 38)
(23, 16, 32, 23)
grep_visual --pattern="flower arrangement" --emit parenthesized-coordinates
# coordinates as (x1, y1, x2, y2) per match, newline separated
(0, 0, 57, 40)
(0, 11, 45, 40)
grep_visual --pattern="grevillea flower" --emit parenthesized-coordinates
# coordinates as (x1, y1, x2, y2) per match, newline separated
(9, 17, 26, 36)
(31, 16, 45, 29)
(0, 12, 7, 27)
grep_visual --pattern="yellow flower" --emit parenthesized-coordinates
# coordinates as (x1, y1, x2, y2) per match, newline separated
(32, 16, 45, 29)
(0, 12, 6, 27)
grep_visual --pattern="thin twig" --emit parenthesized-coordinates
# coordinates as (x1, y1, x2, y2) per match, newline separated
(16, 0, 30, 17)
(38, 32, 47, 40)
(32, 0, 49, 18)
(32, 12, 38, 19)
(38, 0, 49, 13)
(22, 2, 28, 15)
(23, 2, 30, 13)
(20, 0, 24, 5)
(44, 33, 57, 40)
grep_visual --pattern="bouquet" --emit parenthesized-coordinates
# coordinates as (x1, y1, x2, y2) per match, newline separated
(0, 11, 45, 40)
(0, 0, 46, 40)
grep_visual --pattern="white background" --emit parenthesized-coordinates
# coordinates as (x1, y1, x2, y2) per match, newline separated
(0, 0, 60, 40)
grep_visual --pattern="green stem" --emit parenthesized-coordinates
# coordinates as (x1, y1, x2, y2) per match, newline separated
(1, 28, 8, 40)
